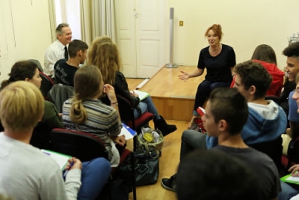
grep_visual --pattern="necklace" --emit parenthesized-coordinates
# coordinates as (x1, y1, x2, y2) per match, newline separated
(209, 44, 222, 55)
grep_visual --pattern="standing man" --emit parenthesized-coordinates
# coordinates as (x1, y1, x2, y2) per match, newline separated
(44, 23, 72, 77)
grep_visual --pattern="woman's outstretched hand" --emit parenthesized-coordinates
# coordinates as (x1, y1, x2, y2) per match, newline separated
(178, 71, 190, 82)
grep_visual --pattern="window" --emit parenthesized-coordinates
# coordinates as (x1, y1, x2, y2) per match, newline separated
(54, 0, 81, 39)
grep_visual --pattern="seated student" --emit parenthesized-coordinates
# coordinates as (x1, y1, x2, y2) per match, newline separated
(278, 74, 299, 200)
(162, 61, 286, 193)
(287, 89, 299, 139)
(0, 81, 111, 200)
(54, 39, 88, 86)
(168, 88, 280, 199)
(62, 64, 125, 167)
(1, 60, 63, 149)
(251, 44, 285, 97)
(176, 149, 262, 200)
(87, 36, 177, 136)
(204, 88, 280, 200)
(284, 73, 299, 141)
(280, 42, 299, 118)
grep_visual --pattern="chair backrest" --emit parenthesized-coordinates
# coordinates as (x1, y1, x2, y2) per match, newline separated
(116, 94, 153, 130)
(28, 59, 44, 72)
(265, 95, 280, 104)
(249, 136, 282, 170)
(116, 94, 135, 122)
(49, 128, 108, 162)
(39, 72, 54, 99)
(48, 84, 74, 113)
(286, 136, 299, 168)
(116, 94, 153, 151)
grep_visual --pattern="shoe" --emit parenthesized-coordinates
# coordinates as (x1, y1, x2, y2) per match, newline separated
(154, 115, 177, 137)
(187, 115, 199, 129)
(161, 174, 176, 192)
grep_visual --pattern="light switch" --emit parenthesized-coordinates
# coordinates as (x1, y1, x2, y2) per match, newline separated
(179, 21, 184, 26)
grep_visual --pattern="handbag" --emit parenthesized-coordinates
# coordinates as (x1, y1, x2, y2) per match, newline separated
(138, 127, 164, 152)
(119, 142, 160, 186)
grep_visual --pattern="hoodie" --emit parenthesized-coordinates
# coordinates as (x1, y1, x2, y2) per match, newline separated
(206, 100, 287, 149)
(253, 60, 285, 97)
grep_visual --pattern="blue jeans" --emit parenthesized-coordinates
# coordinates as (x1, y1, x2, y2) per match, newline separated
(193, 80, 230, 113)
(180, 130, 207, 160)
(78, 157, 111, 200)
(278, 181, 298, 200)
(133, 96, 160, 119)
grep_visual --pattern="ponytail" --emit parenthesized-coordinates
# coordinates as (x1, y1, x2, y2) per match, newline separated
(70, 96, 87, 124)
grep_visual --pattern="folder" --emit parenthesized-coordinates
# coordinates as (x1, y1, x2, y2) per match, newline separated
(41, 149, 71, 171)
(119, 123, 137, 140)
(281, 174, 299, 185)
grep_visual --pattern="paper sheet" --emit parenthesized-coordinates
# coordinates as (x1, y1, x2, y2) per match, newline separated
(132, 90, 150, 101)
(41, 149, 71, 170)
(119, 123, 137, 140)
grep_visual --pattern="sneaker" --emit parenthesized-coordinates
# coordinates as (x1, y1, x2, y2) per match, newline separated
(161, 174, 176, 192)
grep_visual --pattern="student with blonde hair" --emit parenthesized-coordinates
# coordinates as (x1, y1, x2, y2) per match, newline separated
(62, 64, 125, 167)
(0, 81, 111, 200)
(87, 36, 177, 136)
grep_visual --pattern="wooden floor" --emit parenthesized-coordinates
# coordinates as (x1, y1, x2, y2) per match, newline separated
(125, 76, 191, 200)
(126, 120, 187, 200)
(127, 66, 206, 121)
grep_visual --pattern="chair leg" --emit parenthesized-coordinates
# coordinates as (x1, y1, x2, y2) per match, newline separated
(131, 152, 137, 200)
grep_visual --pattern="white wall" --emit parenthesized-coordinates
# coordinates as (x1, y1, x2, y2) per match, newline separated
(1, 0, 297, 82)
(169, 0, 298, 69)
(0, 0, 51, 82)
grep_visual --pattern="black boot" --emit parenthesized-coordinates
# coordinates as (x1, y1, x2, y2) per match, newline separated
(154, 115, 177, 137)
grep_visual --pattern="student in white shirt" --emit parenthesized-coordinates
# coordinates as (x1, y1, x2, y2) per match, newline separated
(0, 81, 110, 200)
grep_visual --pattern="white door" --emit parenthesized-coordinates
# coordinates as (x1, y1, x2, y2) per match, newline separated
(115, 0, 168, 78)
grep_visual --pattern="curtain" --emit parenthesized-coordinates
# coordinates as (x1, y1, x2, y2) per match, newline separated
(80, 0, 116, 44)
(48, 0, 57, 42)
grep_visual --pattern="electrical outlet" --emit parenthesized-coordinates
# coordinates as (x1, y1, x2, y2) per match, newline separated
(179, 21, 184, 26)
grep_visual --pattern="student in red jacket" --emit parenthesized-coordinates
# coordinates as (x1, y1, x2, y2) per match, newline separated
(230, 44, 284, 98)
(251, 44, 285, 97)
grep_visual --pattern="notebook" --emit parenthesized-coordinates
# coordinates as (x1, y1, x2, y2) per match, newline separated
(119, 123, 137, 140)
(281, 173, 299, 185)
(131, 90, 150, 101)
(41, 149, 71, 171)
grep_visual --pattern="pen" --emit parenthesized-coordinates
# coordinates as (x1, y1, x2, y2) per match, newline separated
(63, 161, 74, 178)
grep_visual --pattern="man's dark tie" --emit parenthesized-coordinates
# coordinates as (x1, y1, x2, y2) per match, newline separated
(64, 46, 68, 60)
